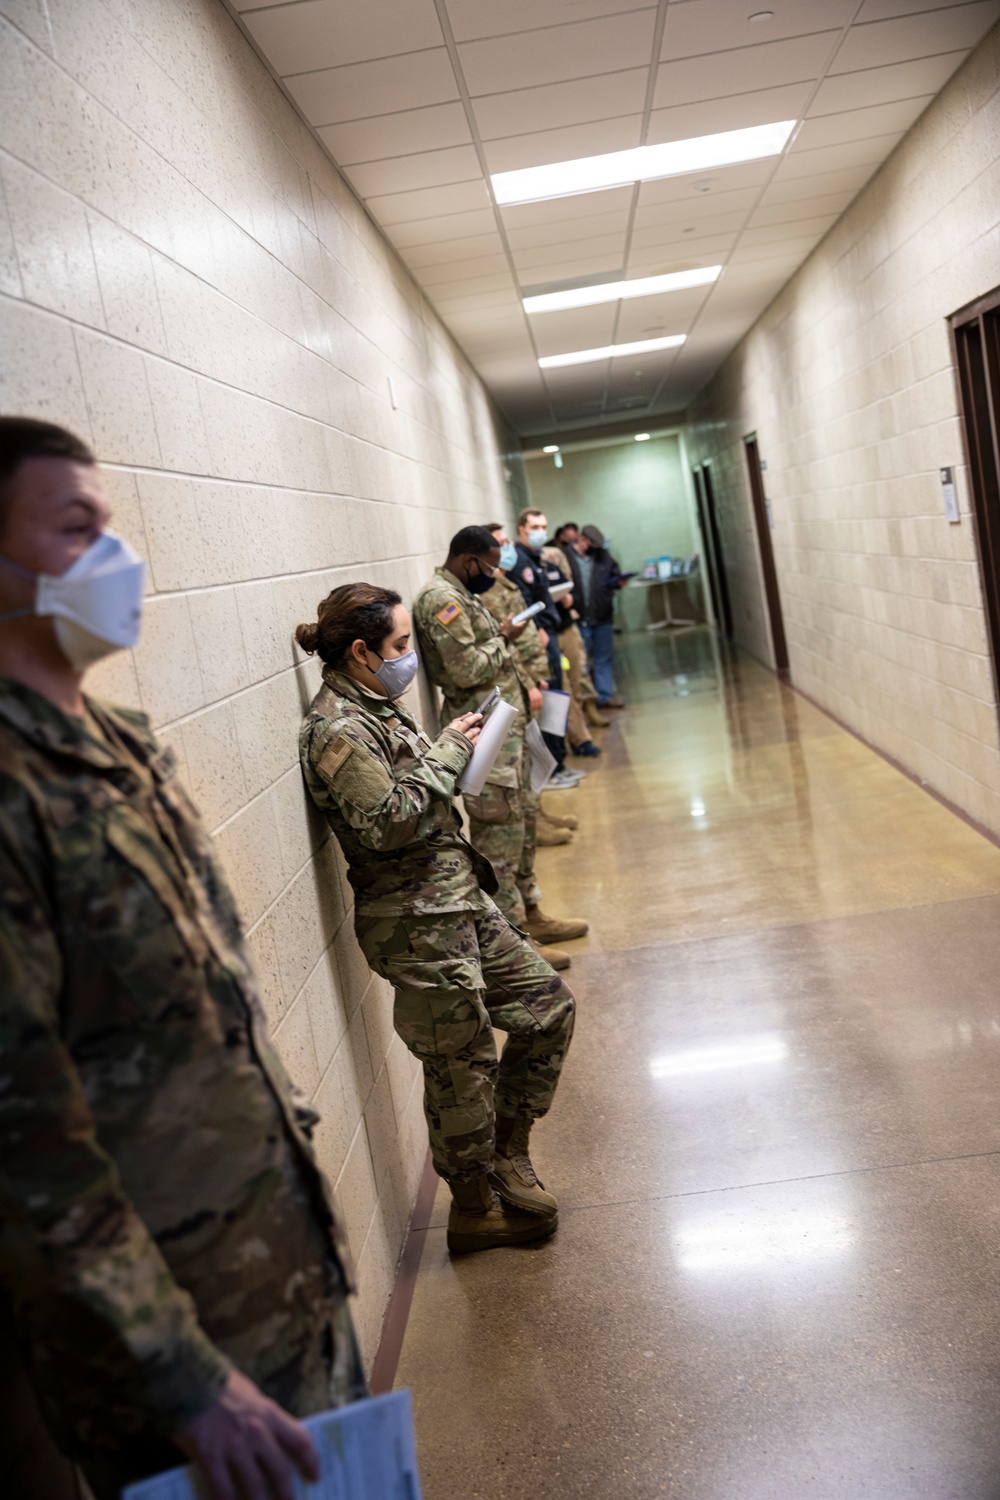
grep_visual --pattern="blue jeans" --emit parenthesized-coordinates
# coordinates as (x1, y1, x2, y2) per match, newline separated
(580, 622, 616, 703)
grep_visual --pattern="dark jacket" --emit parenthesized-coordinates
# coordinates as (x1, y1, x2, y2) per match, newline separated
(512, 541, 561, 633)
(576, 545, 624, 626)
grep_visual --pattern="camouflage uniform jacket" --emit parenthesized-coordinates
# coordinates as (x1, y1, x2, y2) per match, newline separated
(481, 573, 549, 693)
(413, 566, 529, 791)
(0, 679, 353, 1438)
(299, 668, 497, 916)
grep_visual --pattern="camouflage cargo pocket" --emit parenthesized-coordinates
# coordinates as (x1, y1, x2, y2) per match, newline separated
(463, 783, 520, 826)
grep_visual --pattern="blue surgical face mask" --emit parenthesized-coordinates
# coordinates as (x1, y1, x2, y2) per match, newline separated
(527, 527, 548, 550)
(498, 541, 518, 571)
(373, 647, 418, 698)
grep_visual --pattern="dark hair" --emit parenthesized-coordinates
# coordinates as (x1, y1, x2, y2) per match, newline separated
(295, 583, 402, 667)
(555, 522, 578, 540)
(517, 507, 544, 529)
(487, 521, 504, 533)
(0, 417, 95, 530)
(447, 524, 498, 559)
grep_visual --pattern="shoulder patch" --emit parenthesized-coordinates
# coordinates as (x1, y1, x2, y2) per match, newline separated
(522, 565, 534, 583)
(436, 601, 462, 626)
(319, 735, 353, 779)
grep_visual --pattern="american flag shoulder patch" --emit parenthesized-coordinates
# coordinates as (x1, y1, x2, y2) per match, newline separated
(436, 601, 462, 626)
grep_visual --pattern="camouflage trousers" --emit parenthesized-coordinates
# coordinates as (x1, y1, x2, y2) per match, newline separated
(465, 777, 540, 922)
(356, 905, 576, 1184)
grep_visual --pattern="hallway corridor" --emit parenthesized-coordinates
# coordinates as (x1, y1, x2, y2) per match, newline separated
(395, 630, 1000, 1499)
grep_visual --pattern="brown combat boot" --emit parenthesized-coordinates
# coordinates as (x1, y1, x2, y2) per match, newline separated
(585, 700, 611, 728)
(447, 1173, 556, 1254)
(541, 805, 579, 830)
(490, 1116, 558, 1218)
(537, 818, 572, 846)
(531, 938, 571, 971)
(525, 904, 589, 943)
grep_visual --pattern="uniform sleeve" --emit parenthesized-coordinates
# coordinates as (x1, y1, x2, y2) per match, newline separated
(417, 596, 510, 691)
(306, 718, 473, 852)
(517, 624, 550, 685)
(0, 805, 230, 1433)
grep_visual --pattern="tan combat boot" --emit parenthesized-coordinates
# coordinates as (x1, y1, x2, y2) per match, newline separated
(540, 804, 578, 830)
(490, 1116, 558, 1219)
(585, 700, 611, 728)
(525, 903, 589, 944)
(537, 817, 572, 847)
(531, 938, 571, 971)
(447, 1173, 556, 1254)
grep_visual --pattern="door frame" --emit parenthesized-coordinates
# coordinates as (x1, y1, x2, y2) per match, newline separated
(950, 285, 1000, 716)
(743, 433, 789, 677)
(693, 463, 734, 639)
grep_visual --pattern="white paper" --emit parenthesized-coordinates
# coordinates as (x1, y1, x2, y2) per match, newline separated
(548, 579, 572, 601)
(539, 689, 570, 737)
(457, 698, 518, 797)
(525, 719, 557, 792)
(122, 1390, 422, 1500)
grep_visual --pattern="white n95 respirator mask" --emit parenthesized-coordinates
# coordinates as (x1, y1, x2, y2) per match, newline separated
(0, 529, 146, 670)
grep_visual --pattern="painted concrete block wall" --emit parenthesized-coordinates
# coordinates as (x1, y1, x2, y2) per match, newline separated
(0, 0, 517, 1364)
(525, 435, 701, 630)
(687, 22, 1000, 836)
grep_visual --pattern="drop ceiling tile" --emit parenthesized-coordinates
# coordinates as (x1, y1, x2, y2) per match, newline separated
(831, 1, 1000, 72)
(506, 207, 631, 251)
(808, 50, 969, 114)
(430, 288, 524, 315)
(630, 210, 748, 246)
(366, 178, 491, 224)
(388, 208, 498, 246)
(531, 305, 619, 353)
(343, 144, 481, 198)
(482, 116, 644, 174)
(777, 132, 904, 178)
(636, 158, 774, 206)
(243, 0, 443, 76)
(632, 188, 761, 229)
(856, 0, 997, 18)
(514, 248, 630, 283)
(319, 103, 472, 164)
(284, 49, 458, 125)
(653, 30, 840, 109)
(647, 82, 814, 146)
(420, 270, 516, 301)
(661, 0, 856, 57)
(626, 235, 739, 271)
(614, 290, 708, 339)
(415, 252, 510, 286)
(447, 0, 654, 43)
(499, 186, 635, 231)
(402, 231, 506, 267)
(764, 161, 875, 197)
(472, 69, 647, 143)
(793, 95, 933, 152)
(749, 191, 854, 225)
(458, 10, 656, 95)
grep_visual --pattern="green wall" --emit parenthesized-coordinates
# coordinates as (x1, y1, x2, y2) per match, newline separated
(524, 434, 702, 631)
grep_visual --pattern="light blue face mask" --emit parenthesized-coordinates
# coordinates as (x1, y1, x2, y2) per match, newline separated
(498, 541, 518, 571)
(373, 647, 418, 698)
(527, 527, 548, 550)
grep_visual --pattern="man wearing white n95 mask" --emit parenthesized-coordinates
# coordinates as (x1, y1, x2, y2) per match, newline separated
(0, 418, 364, 1500)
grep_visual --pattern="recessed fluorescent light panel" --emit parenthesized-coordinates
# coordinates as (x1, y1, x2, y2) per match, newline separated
(538, 334, 685, 370)
(523, 265, 721, 315)
(492, 120, 796, 206)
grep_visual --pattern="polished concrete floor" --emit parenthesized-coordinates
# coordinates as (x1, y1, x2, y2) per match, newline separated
(394, 630, 1000, 1499)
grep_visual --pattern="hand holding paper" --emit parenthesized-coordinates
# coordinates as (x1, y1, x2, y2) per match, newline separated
(458, 698, 518, 798)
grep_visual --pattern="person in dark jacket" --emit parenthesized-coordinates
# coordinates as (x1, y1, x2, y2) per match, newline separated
(574, 524, 626, 709)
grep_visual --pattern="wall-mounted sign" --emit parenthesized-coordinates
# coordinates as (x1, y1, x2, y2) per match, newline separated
(941, 466, 960, 523)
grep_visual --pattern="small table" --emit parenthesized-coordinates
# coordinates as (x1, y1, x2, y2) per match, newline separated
(631, 570, 700, 631)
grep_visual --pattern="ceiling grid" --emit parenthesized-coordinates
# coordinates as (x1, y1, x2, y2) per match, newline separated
(225, 0, 1000, 434)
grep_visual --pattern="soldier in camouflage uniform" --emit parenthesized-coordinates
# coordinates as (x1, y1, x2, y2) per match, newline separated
(0, 420, 362, 1500)
(296, 582, 575, 1255)
(412, 526, 588, 964)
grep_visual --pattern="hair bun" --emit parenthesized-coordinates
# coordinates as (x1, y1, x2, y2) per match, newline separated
(295, 621, 319, 654)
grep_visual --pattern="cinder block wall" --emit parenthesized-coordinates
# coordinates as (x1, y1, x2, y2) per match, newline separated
(687, 22, 1000, 834)
(0, 0, 517, 1363)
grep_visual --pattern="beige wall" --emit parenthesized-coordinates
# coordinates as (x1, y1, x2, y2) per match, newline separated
(0, 0, 517, 1364)
(687, 22, 1000, 836)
